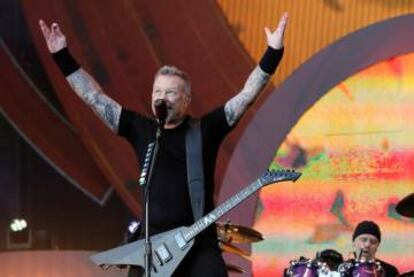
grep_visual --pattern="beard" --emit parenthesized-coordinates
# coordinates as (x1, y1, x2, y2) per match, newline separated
(359, 249, 375, 261)
(165, 109, 186, 126)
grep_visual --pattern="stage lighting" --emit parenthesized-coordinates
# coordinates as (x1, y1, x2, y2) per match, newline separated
(10, 218, 27, 232)
(128, 220, 140, 234)
(7, 218, 32, 250)
(126, 220, 141, 243)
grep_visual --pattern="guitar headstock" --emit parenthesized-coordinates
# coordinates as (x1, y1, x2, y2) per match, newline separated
(259, 169, 302, 186)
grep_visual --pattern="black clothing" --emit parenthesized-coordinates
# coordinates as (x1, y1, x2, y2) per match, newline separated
(379, 259, 399, 277)
(117, 47, 283, 277)
(259, 46, 284, 74)
(51, 42, 284, 277)
(127, 236, 227, 277)
(52, 48, 80, 76)
(119, 107, 233, 277)
(119, 107, 233, 236)
(352, 220, 381, 242)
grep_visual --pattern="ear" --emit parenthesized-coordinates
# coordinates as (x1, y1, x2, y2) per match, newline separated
(185, 93, 191, 106)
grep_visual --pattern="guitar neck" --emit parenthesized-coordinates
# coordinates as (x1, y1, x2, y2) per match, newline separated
(183, 178, 263, 241)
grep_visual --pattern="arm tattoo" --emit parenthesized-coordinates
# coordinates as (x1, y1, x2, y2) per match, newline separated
(66, 69, 122, 133)
(225, 66, 270, 126)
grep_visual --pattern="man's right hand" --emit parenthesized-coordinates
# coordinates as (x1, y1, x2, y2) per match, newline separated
(39, 20, 67, 53)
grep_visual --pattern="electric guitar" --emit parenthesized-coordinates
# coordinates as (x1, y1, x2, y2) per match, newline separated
(90, 169, 301, 276)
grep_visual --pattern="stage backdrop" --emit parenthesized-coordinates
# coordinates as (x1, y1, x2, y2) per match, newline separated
(252, 52, 414, 275)
(215, 2, 414, 273)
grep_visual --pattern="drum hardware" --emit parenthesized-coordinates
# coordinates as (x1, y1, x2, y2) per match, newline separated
(216, 221, 264, 243)
(316, 249, 344, 272)
(338, 259, 384, 277)
(225, 263, 246, 274)
(216, 221, 261, 274)
(286, 258, 320, 277)
(218, 241, 250, 257)
(285, 249, 344, 277)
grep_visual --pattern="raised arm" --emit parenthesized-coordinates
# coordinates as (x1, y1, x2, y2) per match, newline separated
(39, 20, 122, 133)
(224, 12, 288, 126)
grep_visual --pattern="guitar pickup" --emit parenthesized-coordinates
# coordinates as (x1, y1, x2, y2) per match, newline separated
(154, 243, 172, 264)
(174, 232, 188, 250)
(152, 251, 162, 266)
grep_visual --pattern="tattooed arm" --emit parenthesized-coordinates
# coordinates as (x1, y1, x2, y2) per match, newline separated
(39, 20, 122, 133)
(224, 12, 288, 126)
(66, 69, 122, 133)
(224, 67, 270, 126)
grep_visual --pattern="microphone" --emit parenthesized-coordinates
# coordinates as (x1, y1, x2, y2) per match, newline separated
(154, 99, 168, 126)
(357, 249, 363, 261)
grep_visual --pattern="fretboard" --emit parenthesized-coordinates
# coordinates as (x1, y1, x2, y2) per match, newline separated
(183, 178, 263, 241)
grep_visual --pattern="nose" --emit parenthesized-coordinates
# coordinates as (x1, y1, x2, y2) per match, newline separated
(363, 241, 370, 247)
(155, 92, 165, 100)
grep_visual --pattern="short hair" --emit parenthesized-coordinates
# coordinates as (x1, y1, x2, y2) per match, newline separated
(154, 65, 191, 95)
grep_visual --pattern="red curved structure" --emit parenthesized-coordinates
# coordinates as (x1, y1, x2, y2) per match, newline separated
(1, 1, 278, 274)
(2, 0, 273, 219)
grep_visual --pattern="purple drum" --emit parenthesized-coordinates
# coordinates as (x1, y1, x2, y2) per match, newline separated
(287, 259, 319, 277)
(338, 261, 385, 277)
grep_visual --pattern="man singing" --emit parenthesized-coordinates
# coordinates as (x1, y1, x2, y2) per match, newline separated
(39, 12, 288, 276)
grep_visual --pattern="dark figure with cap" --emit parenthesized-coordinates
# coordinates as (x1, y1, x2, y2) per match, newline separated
(351, 220, 399, 277)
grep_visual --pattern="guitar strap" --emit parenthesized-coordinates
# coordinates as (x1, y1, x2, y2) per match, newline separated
(185, 118, 205, 222)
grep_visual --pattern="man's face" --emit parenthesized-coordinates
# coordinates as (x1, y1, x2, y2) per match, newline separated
(151, 75, 190, 126)
(352, 234, 379, 261)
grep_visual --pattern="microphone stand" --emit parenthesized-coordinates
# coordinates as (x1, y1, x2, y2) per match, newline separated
(144, 120, 164, 277)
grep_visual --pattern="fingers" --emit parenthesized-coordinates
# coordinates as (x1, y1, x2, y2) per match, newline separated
(263, 12, 288, 49)
(39, 19, 50, 38)
(39, 20, 63, 37)
(276, 12, 288, 32)
(264, 27, 271, 38)
(52, 22, 64, 37)
(264, 12, 288, 35)
(51, 22, 59, 31)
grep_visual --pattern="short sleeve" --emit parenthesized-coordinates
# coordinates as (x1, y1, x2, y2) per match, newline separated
(201, 106, 234, 144)
(118, 108, 135, 138)
(117, 108, 157, 152)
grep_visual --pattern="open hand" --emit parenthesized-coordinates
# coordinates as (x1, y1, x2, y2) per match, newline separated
(264, 12, 288, 50)
(39, 20, 67, 53)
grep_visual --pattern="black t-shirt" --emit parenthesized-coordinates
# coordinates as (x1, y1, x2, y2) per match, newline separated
(379, 259, 399, 277)
(118, 107, 233, 236)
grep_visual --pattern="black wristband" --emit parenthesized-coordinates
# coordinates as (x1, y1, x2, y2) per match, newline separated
(52, 48, 80, 76)
(259, 46, 284, 75)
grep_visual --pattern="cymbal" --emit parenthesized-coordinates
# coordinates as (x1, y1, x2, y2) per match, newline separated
(219, 241, 250, 257)
(226, 263, 245, 274)
(216, 222, 264, 243)
(396, 193, 414, 218)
